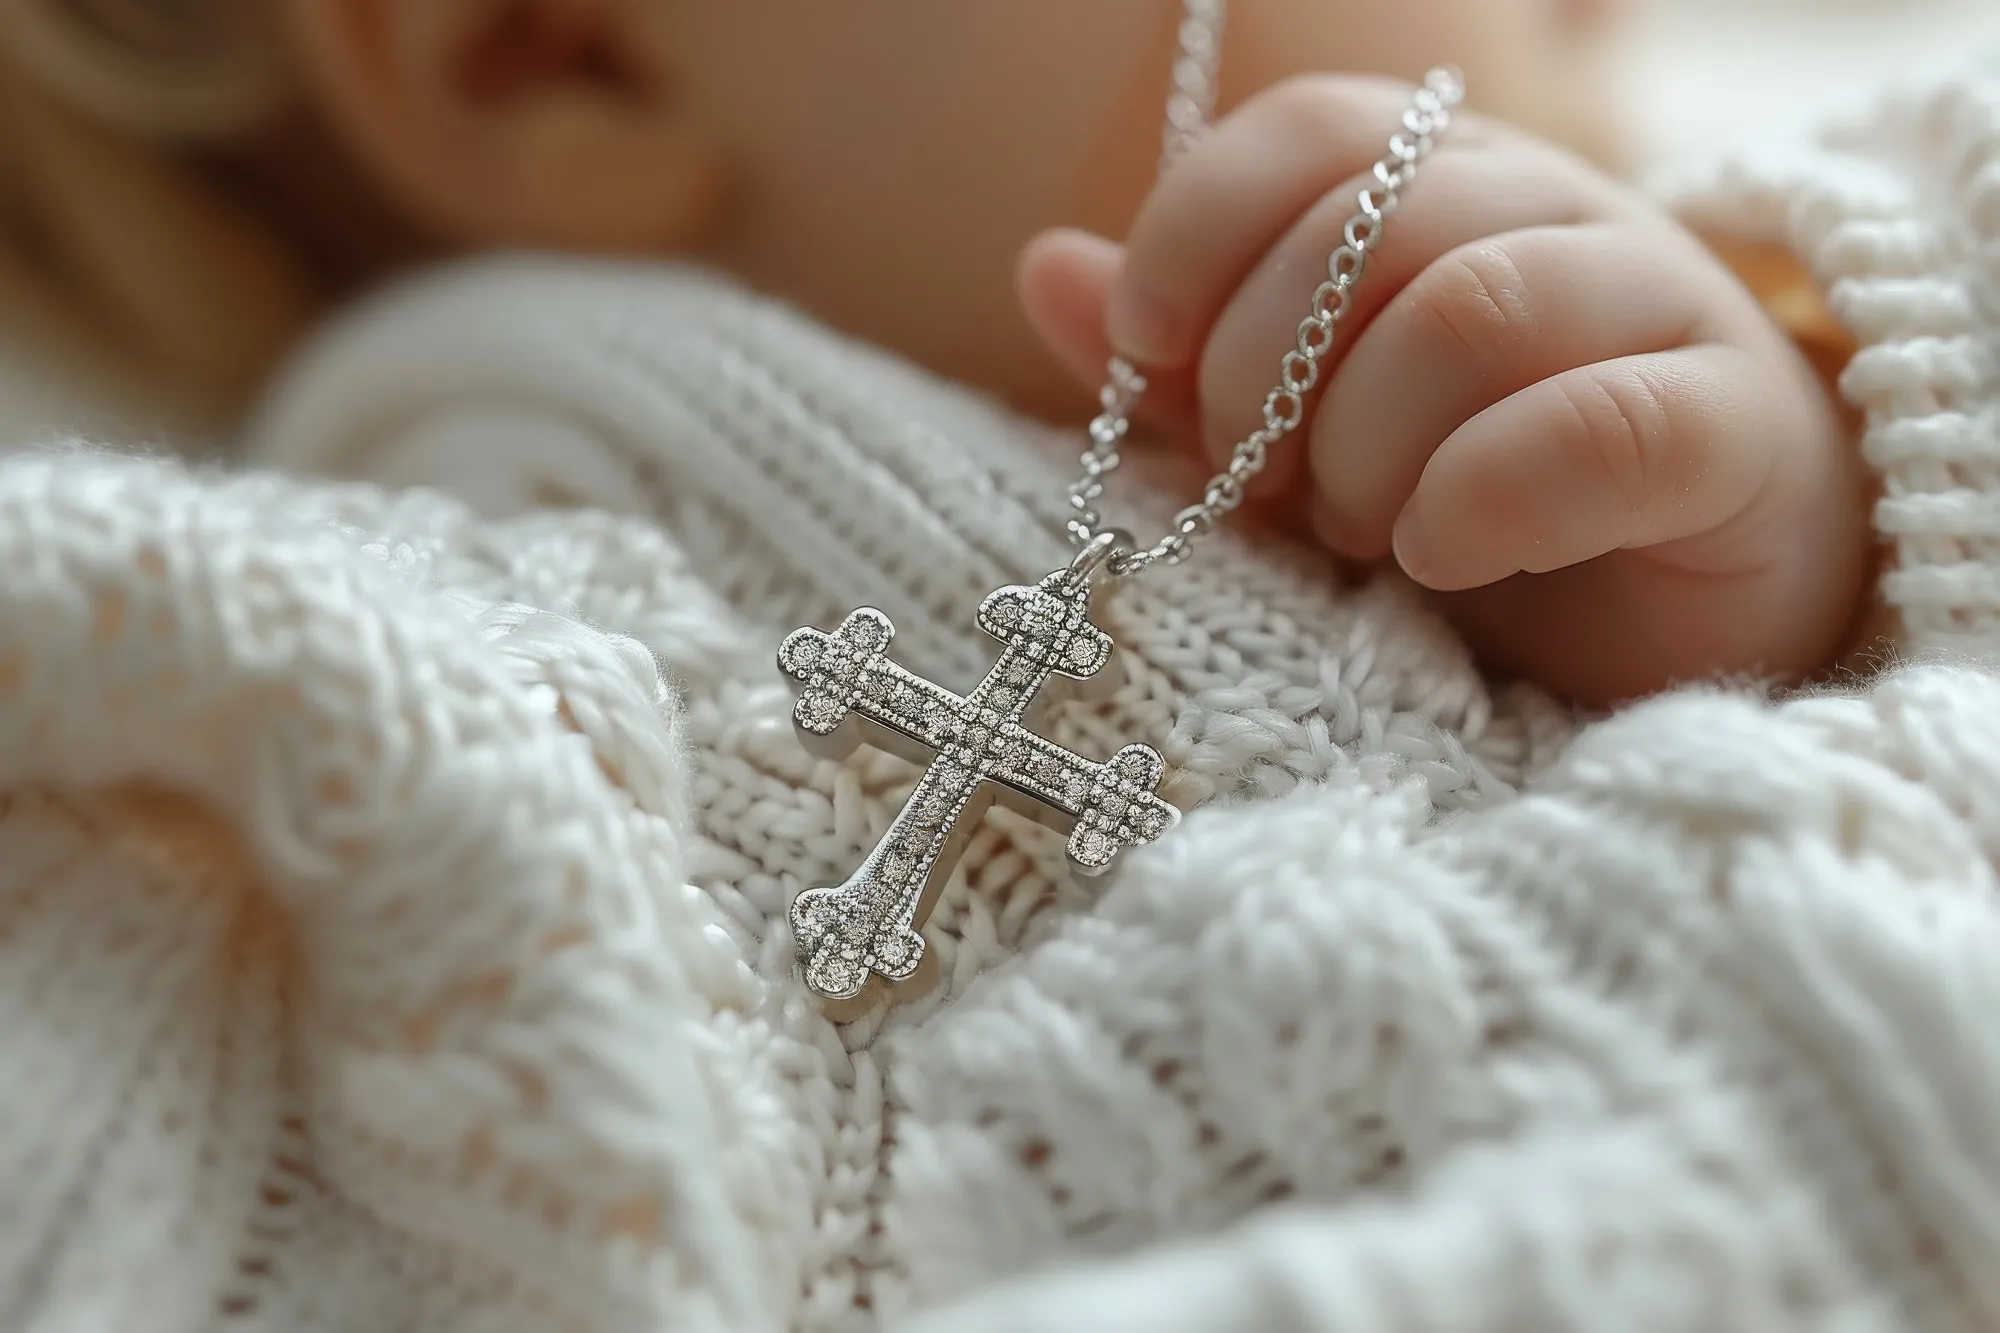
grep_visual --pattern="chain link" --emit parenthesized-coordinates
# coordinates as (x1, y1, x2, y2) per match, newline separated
(1159, 0, 1227, 171)
(1064, 13, 1464, 578)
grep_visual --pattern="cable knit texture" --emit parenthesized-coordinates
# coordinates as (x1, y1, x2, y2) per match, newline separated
(3, 53, 2000, 1333)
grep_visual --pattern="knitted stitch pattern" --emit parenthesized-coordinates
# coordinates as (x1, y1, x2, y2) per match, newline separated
(0, 52, 1997, 1333)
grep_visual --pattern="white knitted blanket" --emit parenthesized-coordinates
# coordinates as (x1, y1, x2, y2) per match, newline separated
(4, 54, 2000, 1333)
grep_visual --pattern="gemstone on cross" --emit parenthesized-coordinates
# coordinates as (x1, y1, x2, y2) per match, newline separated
(777, 565, 1178, 1004)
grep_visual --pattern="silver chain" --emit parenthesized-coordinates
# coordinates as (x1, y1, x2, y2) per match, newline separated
(1065, 6, 1464, 578)
(1158, 0, 1228, 172)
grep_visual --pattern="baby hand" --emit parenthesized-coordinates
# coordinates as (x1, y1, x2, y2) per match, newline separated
(1021, 76, 1871, 704)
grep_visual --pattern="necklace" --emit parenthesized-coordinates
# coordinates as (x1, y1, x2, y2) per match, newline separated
(779, 3, 1463, 1014)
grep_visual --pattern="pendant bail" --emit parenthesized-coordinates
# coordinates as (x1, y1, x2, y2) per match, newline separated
(1067, 528, 1132, 587)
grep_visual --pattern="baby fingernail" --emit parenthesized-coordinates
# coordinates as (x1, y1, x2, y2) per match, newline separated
(1107, 279, 1183, 366)
(1391, 513, 1431, 582)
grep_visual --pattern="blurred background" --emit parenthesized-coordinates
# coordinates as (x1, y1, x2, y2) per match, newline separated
(1617, 0, 1998, 161)
(0, 0, 1991, 457)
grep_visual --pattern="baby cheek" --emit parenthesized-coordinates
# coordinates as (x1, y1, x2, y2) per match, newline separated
(1554, 0, 1626, 33)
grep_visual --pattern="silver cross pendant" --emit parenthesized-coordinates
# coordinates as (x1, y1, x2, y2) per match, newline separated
(777, 533, 1178, 1015)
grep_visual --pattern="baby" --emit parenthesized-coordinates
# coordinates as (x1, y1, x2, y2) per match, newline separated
(5, 0, 1864, 704)
(1, 3, 1997, 1333)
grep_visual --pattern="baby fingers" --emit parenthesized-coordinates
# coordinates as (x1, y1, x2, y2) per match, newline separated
(1309, 221, 1783, 568)
(1388, 344, 1787, 591)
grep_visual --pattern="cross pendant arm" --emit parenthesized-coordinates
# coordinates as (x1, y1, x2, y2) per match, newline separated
(987, 732, 1178, 873)
(779, 609, 967, 746)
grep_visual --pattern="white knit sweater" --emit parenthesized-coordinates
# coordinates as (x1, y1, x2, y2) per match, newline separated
(4, 55, 2000, 1333)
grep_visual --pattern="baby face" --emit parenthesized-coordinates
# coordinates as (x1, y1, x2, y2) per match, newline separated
(666, 0, 1628, 413)
(283, 0, 1628, 416)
